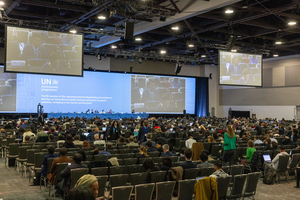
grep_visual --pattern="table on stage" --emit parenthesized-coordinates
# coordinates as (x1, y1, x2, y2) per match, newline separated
(47, 113, 149, 119)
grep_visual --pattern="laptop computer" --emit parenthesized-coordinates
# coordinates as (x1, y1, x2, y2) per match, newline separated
(263, 155, 272, 163)
(83, 133, 89, 137)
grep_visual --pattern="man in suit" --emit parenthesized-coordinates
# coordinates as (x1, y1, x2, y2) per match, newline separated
(141, 133, 155, 147)
(160, 144, 175, 157)
(48, 148, 73, 185)
(59, 153, 88, 194)
(146, 141, 158, 153)
(180, 149, 197, 169)
(41, 146, 58, 177)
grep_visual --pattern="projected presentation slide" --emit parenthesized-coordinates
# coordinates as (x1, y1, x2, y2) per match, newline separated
(219, 50, 262, 86)
(5, 25, 83, 76)
(131, 75, 186, 112)
(0, 66, 196, 114)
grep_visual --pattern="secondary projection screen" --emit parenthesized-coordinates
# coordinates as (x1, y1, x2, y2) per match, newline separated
(0, 66, 196, 114)
(5, 25, 83, 76)
(219, 50, 262, 86)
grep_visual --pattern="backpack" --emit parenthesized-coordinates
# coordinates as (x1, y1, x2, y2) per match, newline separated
(263, 169, 276, 184)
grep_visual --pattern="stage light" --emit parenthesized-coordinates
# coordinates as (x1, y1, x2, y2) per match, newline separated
(188, 44, 194, 48)
(225, 9, 234, 14)
(135, 38, 142, 41)
(69, 29, 77, 34)
(0, 1, 4, 6)
(160, 50, 166, 54)
(201, 55, 206, 58)
(111, 45, 117, 49)
(231, 49, 237, 52)
(273, 54, 279, 57)
(288, 21, 297, 26)
(171, 26, 179, 30)
(275, 41, 282, 45)
(98, 15, 106, 20)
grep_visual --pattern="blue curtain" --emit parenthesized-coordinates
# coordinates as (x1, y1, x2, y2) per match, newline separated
(195, 77, 209, 117)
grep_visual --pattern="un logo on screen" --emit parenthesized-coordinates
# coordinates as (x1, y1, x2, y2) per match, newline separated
(52, 79, 59, 85)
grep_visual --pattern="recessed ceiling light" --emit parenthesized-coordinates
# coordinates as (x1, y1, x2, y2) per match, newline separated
(288, 21, 297, 26)
(188, 44, 194, 48)
(69, 29, 76, 34)
(135, 38, 142, 41)
(231, 49, 237, 52)
(111, 45, 117, 49)
(273, 54, 279, 57)
(275, 41, 282, 45)
(160, 50, 166, 54)
(225, 9, 234, 14)
(0, 1, 4, 6)
(237, 35, 241, 38)
(171, 26, 179, 30)
(201, 55, 206, 58)
(98, 16, 106, 20)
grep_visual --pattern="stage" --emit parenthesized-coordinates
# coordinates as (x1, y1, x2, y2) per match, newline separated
(47, 113, 149, 119)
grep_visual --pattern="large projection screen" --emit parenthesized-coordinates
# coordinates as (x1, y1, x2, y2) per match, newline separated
(219, 50, 262, 87)
(5, 25, 83, 77)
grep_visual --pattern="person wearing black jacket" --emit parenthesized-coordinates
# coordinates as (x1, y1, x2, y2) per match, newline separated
(285, 129, 298, 145)
(161, 157, 172, 171)
(137, 120, 149, 144)
(254, 122, 262, 135)
(108, 121, 121, 140)
(63, 134, 75, 148)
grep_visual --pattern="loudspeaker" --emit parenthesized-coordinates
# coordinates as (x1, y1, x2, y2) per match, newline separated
(175, 63, 182, 75)
(125, 22, 134, 40)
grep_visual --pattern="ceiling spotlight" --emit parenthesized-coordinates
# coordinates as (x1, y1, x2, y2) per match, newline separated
(231, 49, 237, 52)
(171, 26, 179, 30)
(273, 54, 279, 57)
(225, 9, 234, 14)
(201, 55, 206, 58)
(135, 38, 142, 41)
(0, 1, 4, 6)
(275, 41, 282, 45)
(98, 15, 106, 20)
(288, 21, 297, 26)
(69, 29, 77, 34)
(111, 45, 117, 49)
(188, 44, 194, 48)
(160, 50, 166, 54)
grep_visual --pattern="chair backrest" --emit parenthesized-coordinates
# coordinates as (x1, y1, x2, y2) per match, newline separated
(46, 158, 56, 175)
(110, 174, 129, 191)
(34, 152, 48, 168)
(150, 171, 167, 183)
(70, 168, 89, 189)
(6, 137, 15, 146)
(130, 172, 148, 186)
(110, 166, 126, 175)
(289, 154, 300, 169)
(94, 154, 107, 162)
(124, 158, 138, 165)
(156, 181, 176, 200)
(277, 155, 290, 171)
(56, 163, 68, 182)
(135, 183, 155, 200)
(229, 174, 247, 198)
(91, 167, 108, 176)
(112, 186, 133, 200)
(96, 175, 108, 197)
(26, 149, 40, 164)
(177, 179, 196, 200)
(216, 176, 232, 199)
(200, 167, 215, 176)
(230, 165, 244, 176)
(148, 151, 160, 157)
(8, 143, 20, 155)
(183, 168, 200, 180)
(244, 172, 260, 195)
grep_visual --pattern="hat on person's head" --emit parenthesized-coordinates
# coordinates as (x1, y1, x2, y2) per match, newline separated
(75, 174, 98, 188)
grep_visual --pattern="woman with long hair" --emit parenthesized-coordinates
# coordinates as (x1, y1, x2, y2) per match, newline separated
(222, 125, 236, 165)
(63, 134, 75, 148)
(108, 120, 121, 140)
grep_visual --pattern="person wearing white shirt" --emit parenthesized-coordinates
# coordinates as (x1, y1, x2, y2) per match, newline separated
(93, 134, 106, 148)
(23, 128, 36, 142)
(73, 135, 83, 146)
(185, 134, 196, 149)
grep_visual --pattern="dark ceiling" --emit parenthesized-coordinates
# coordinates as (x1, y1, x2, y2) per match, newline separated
(1, 0, 300, 64)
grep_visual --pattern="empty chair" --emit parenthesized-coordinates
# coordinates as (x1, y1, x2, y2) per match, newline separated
(94, 155, 107, 162)
(96, 175, 108, 198)
(183, 168, 200, 180)
(124, 158, 138, 165)
(70, 168, 89, 189)
(127, 164, 142, 175)
(109, 174, 129, 193)
(111, 186, 133, 200)
(155, 181, 176, 200)
(5, 143, 19, 168)
(217, 176, 231, 200)
(91, 167, 108, 176)
(150, 171, 167, 183)
(110, 166, 126, 175)
(177, 179, 196, 200)
(230, 165, 244, 176)
(148, 151, 160, 157)
(226, 174, 247, 199)
(243, 172, 260, 199)
(200, 167, 215, 177)
(23, 149, 40, 178)
(211, 145, 222, 159)
(135, 183, 155, 200)
(275, 156, 290, 183)
(130, 172, 148, 186)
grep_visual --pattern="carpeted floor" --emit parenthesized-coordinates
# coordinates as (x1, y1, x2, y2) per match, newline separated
(0, 158, 298, 200)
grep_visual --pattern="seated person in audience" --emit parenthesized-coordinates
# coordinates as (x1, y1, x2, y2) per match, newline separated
(98, 143, 112, 160)
(74, 175, 99, 200)
(63, 134, 75, 148)
(118, 137, 126, 145)
(93, 134, 106, 148)
(36, 127, 48, 139)
(58, 126, 65, 136)
(297, 143, 300, 149)
(108, 121, 121, 140)
(137, 146, 149, 161)
(268, 141, 278, 151)
(156, 141, 163, 153)
(142, 133, 156, 147)
(143, 158, 159, 182)
(156, 93, 173, 112)
(157, 132, 168, 145)
(82, 140, 90, 148)
(274, 130, 280, 137)
(23, 128, 35, 142)
(242, 140, 256, 164)
(161, 157, 173, 171)
(180, 149, 197, 169)
(209, 160, 229, 179)
(198, 152, 214, 169)
(254, 136, 263, 145)
(73, 135, 83, 146)
(185, 133, 196, 149)
(67, 185, 95, 200)
(265, 138, 273, 150)
(126, 136, 139, 147)
(238, 69, 252, 85)
(264, 145, 290, 175)
(22, 32, 48, 60)
(269, 132, 278, 143)
(92, 145, 99, 155)
(160, 144, 175, 157)
(59, 153, 88, 194)
(22, 135, 31, 144)
(48, 148, 73, 185)
(284, 129, 298, 146)
(41, 146, 58, 177)
(78, 149, 86, 161)
(57, 135, 66, 148)
(46, 134, 56, 144)
(146, 141, 158, 153)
